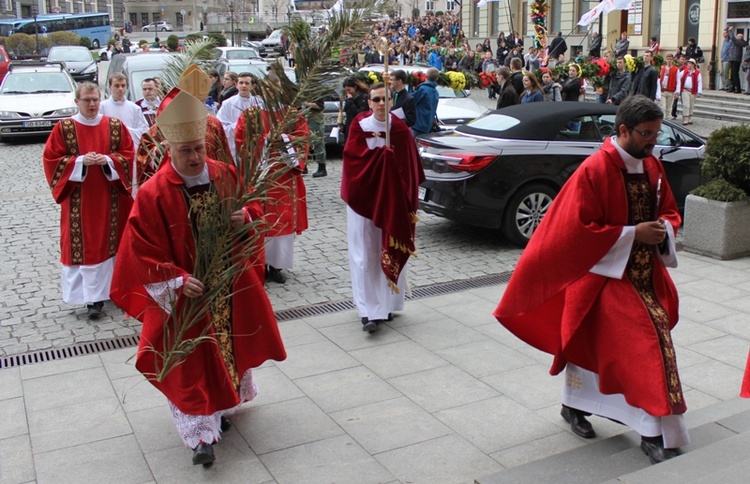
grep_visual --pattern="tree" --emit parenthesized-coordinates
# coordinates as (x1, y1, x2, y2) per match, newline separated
(167, 34, 179, 51)
(6, 33, 35, 57)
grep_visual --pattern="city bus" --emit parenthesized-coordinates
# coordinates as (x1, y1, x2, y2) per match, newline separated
(0, 12, 111, 49)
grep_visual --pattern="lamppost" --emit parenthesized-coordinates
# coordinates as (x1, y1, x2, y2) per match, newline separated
(228, 0, 234, 47)
(286, 6, 292, 24)
(32, 6, 40, 55)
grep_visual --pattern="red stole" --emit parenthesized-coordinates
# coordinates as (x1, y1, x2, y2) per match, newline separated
(341, 112, 425, 290)
(43, 116, 134, 266)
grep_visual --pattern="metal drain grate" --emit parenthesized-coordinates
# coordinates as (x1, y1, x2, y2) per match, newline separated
(0, 271, 512, 368)
(0, 335, 140, 369)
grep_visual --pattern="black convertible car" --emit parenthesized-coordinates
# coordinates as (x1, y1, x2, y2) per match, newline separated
(416, 102, 705, 247)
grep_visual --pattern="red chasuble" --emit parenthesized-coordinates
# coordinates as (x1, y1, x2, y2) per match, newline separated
(110, 158, 286, 415)
(43, 116, 134, 266)
(136, 114, 232, 182)
(495, 138, 684, 417)
(235, 107, 308, 237)
(341, 111, 425, 290)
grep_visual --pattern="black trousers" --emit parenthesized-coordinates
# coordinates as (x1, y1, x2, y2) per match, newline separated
(730, 61, 742, 92)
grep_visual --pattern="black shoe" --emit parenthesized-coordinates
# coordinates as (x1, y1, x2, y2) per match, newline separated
(220, 416, 231, 432)
(386, 313, 393, 321)
(640, 436, 681, 464)
(301, 166, 308, 175)
(192, 442, 215, 466)
(312, 166, 327, 178)
(561, 405, 596, 439)
(362, 318, 379, 333)
(266, 266, 285, 284)
(87, 301, 104, 320)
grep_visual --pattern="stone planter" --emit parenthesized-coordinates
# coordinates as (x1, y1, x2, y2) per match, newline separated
(683, 194, 750, 260)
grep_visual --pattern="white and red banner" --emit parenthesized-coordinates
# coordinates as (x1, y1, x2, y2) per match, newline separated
(477, 0, 506, 8)
(577, 0, 633, 27)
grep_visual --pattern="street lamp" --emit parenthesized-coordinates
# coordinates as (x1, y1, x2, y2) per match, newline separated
(228, 0, 234, 47)
(286, 6, 292, 24)
(32, 6, 39, 55)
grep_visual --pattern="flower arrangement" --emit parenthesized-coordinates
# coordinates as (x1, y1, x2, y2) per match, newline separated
(530, 0, 548, 50)
(410, 70, 427, 87)
(592, 57, 611, 77)
(624, 54, 637, 73)
(478, 71, 497, 89)
(444, 71, 467, 90)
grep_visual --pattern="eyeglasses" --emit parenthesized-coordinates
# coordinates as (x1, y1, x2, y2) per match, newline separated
(631, 128, 663, 139)
(370, 96, 388, 103)
(77, 98, 100, 103)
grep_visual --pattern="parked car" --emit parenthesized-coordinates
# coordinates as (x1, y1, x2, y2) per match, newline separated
(260, 29, 286, 57)
(46, 46, 98, 84)
(214, 46, 266, 71)
(416, 102, 705, 247)
(0, 46, 10, 83)
(360, 64, 487, 130)
(0, 61, 78, 141)
(142, 21, 174, 32)
(241, 40, 263, 52)
(104, 52, 173, 101)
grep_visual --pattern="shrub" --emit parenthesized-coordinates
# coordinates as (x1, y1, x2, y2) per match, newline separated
(185, 33, 202, 43)
(691, 178, 749, 202)
(78, 36, 91, 48)
(693, 125, 750, 200)
(6, 33, 35, 56)
(48, 31, 81, 46)
(0, 36, 6, 46)
(37, 36, 51, 53)
(435, 11, 444, 16)
(167, 34, 179, 51)
(207, 32, 226, 47)
(138, 39, 148, 47)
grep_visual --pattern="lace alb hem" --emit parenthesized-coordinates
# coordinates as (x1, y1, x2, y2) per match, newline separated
(169, 368, 259, 448)
(144, 276, 183, 314)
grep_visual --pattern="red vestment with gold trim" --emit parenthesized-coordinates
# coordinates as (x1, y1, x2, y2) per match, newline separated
(43, 116, 134, 266)
(495, 138, 685, 417)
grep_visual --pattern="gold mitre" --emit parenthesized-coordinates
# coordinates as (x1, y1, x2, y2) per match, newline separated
(178, 65, 211, 102)
(157, 88, 207, 143)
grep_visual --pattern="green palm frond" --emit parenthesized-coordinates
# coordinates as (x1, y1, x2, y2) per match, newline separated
(160, 38, 218, 90)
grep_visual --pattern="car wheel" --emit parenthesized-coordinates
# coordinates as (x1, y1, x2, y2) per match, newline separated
(502, 183, 557, 247)
(143, 27, 149, 32)
(161, 27, 167, 32)
(92, 39, 99, 49)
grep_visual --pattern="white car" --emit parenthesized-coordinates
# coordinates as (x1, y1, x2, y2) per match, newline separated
(0, 61, 78, 141)
(361, 64, 488, 130)
(214, 46, 266, 69)
(142, 21, 174, 32)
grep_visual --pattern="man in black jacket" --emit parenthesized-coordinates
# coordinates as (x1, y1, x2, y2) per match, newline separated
(549, 32, 568, 61)
(588, 32, 602, 58)
(606, 57, 632, 105)
(390, 70, 417, 127)
(494, 67, 520, 109)
(630, 52, 659, 101)
(509, 57, 525, 96)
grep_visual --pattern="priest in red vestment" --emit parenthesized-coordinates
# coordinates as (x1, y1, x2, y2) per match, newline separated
(43, 81, 134, 320)
(136, 66, 232, 182)
(341, 82, 424, 333)
(235, 73, 308, 284)
(495, 95, 689, 465)
(110, 89, 286, 467)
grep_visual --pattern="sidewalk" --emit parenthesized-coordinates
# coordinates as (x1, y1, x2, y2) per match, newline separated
(1, 251, 749, 483)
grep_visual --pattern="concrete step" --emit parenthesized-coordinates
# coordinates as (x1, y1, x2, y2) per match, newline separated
(476, 398, 750, 484)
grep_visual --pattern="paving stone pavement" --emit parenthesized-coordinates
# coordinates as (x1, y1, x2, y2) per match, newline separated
(0, 137, 522, 357)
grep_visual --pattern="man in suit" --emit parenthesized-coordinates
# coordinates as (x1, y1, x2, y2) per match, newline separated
(389, 69, 416, 127)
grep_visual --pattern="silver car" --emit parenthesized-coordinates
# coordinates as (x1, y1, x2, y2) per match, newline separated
(0, 61, 78, 141)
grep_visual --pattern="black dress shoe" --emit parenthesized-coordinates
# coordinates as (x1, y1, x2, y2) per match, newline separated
(362, 318, 379, 333)
(220, 416, 231, 432)
(192, 442, 215, 466)
(561, 405, 596, 439)
(640, 436, 681, 464)
(86, 301, 104, 320)
(266, 266, 285, 284)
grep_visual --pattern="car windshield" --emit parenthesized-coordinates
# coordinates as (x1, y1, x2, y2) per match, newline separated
(48, 49, 91, 62)
(436, 86, 467, 98)
(226, 49, 259, 60)
(460, 113, 521, 133)
(130, 70, 163, 100)
(1, 72, 72, 94)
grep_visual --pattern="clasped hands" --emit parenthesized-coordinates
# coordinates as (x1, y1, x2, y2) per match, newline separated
(82, 152, 107, 166)
(635, 219, 668, 245)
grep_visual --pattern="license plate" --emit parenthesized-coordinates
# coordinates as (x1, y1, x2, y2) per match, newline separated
(23, 120, 52, 128)
(418, 186, 427, 201)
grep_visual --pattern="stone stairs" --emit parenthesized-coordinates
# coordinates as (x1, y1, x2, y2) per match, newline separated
(584, 90, 750, 124)
(476, 398, 750, 483)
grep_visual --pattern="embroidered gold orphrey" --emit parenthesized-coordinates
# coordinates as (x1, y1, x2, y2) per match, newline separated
(623, 173, 685, 414)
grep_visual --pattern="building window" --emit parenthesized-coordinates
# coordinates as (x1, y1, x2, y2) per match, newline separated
(141, 12, 149, 26)
(446, 0, 456, 11)
(4, 0, 10, 11)
(426, 0, 434, 12)
(153, 12, 161, 22)
(550, 0, 561, 34)
(129, 13, 137, 26)
(176, 13, 184, 27)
